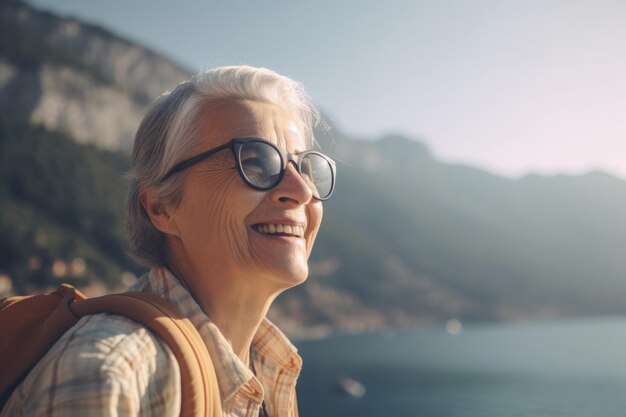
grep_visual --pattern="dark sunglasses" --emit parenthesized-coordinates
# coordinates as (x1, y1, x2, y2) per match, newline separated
(160, 138, 336, 200)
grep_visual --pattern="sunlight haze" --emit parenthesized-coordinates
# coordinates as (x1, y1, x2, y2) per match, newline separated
(27, 0, 626, 178)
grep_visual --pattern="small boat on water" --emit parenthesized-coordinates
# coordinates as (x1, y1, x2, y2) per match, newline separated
(336, 375, 366, 398)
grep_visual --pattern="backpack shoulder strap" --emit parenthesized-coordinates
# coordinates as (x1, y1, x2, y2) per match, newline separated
(70, 291, 222, 417)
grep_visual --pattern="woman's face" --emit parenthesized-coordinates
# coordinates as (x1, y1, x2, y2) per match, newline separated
(167, 99, 323, 293)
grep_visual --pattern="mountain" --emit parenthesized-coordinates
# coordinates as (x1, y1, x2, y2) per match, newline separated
(304, 130, 626, 333)
(2, 1, 626, 338)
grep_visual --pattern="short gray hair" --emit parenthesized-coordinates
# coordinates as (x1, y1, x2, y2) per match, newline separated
(126, 65, 321, 267)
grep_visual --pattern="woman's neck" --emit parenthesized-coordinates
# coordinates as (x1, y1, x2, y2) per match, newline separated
(203, 285, 276, 362)
(166, 258, 280, 364)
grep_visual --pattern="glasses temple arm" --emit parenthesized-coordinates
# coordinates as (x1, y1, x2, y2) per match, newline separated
(159, 142, 231, 182)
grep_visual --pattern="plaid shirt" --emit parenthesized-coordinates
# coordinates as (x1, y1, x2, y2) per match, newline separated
(2, 267, 302, 417)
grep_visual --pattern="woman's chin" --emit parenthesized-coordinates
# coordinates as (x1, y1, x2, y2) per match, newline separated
(262, 263, 309, 290)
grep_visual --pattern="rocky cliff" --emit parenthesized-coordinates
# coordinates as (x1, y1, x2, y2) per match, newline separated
(0, 0, 190, 151)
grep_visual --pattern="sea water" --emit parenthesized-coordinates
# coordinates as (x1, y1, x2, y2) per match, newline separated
(296, 318, 626, 416)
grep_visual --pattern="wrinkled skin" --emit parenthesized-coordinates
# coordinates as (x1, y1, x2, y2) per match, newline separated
(143, 99, 323, 359)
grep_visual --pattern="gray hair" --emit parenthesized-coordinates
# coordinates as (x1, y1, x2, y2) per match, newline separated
(126, 65, 321, 267)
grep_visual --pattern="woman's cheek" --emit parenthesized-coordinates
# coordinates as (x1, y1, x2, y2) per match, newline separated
(224, 213, 252, 265)
(194, 170, 240, 249)
(216, 181, 264, 267)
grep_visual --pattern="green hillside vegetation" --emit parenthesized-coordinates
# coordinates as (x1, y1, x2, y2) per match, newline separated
(0, 116, 134, 291)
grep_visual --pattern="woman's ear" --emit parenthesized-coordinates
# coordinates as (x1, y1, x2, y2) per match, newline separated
(139, 186, 180, 237)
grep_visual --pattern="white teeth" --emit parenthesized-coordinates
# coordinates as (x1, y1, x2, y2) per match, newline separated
(254, 224, 304, 237)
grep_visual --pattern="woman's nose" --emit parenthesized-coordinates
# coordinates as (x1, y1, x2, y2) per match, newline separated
(269, 162, 313, 206)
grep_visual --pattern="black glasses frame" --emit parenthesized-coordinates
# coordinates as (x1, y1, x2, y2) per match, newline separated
(159, 137, 336, 200)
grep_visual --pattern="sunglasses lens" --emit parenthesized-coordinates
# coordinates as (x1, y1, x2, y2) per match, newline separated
(301, 153, 334, 199)
(239, 141, 282, 188)
(238, 140, 334, 199)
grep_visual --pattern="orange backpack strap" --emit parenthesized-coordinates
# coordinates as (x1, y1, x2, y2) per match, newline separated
(71, 291, 222, 417)
(0, 285, 222, 417)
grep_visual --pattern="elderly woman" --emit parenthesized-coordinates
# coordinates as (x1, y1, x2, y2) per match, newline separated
(3, 66, 335, 417)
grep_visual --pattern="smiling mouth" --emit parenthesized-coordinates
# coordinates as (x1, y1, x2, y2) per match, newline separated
(252, 224, 305, 238)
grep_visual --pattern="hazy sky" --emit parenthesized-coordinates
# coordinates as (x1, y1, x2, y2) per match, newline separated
(27, 0, 626, 179)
